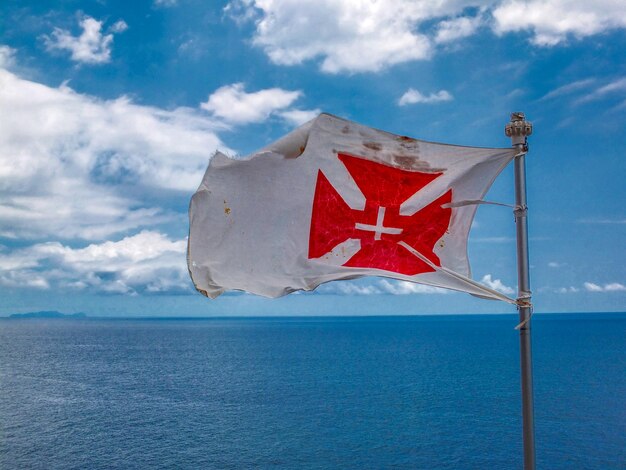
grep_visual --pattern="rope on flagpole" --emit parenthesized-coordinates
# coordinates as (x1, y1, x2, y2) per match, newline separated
(442, 148, 529, 211)
(515, 292, 533, 330)
(397, 240, 518, 304)
(441, 199, 516, 209)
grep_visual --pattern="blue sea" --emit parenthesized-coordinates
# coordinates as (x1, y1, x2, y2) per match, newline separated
(1, 314, 624, 469)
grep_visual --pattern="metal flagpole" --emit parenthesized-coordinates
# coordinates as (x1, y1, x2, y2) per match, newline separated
(505, 112, 536, 470)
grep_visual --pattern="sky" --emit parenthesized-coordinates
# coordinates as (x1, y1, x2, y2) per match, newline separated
(0, 0, 625, 317)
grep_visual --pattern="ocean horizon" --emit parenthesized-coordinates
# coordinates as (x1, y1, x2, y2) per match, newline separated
(1, 313, 624, 469)
(4, 311, 625, 319)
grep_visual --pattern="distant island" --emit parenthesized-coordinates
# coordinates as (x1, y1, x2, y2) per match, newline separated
(8, 311, 87, 319)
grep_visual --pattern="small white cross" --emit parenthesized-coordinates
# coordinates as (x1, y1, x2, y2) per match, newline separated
(355, 206, 403, 240)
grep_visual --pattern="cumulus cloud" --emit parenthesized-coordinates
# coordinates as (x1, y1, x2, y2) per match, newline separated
(0, 231, 189, 294)
(201, 83, 303, 124)
(378, 279, 449, 295)
(435, 14, 484, 44)
(556, 286, 579, 294)
(398, 89, 453, 106)
(225, 0, 442, 73)
(584, 282, 603, 292)
(277, 108, 322, 126)
(109, 20, 129, 34)
(318, 276, 513, 296)
(154, 0, 178, 7)
(0, 53, 328, 296)
(480, 274, 515, 294)
(584, 282, 626, 292)
(44, 16, 127, 64)
(226, 1, 626, 73)
(0, 65, 226, 240)
(492, 0, 626, 46)
(0, 45, 15, 68)
(317, 282, 384, 295)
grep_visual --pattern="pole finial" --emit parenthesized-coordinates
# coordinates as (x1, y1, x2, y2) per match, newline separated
(505, 112, 533, 146)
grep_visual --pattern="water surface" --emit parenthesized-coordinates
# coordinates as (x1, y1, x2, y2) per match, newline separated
(1, 314, 624, 469)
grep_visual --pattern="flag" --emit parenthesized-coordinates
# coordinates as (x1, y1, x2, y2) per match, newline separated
(188, 113, 516, 301)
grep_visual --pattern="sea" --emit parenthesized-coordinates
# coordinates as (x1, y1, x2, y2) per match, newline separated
(0, 314, 624, 469)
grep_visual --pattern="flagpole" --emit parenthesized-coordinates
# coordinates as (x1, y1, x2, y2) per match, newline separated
(506, 112, 536, 470)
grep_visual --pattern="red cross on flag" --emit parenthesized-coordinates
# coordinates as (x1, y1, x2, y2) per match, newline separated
(188, 114, 517, 302)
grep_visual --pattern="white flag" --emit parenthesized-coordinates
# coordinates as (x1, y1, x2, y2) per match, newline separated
(188, 113, 516, 301)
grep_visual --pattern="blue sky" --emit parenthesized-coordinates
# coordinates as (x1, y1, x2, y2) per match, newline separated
(0, 0, 625, 316)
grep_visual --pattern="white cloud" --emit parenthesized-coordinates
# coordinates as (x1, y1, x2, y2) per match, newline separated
(317, 279, 449, 295)
(0, 45, 15, 68)
(317, 282, 383, 295)
(226, 1, 626, 73)
(223, 0, 259, 25)
(435, 14, 484, 44)
(44, 16, 127, 64)
(378, 279, 449, 295)
(493, 0, 626, 46)
(109, 20, 128, 34)
(584, 282, 604, 292)
(0, 246, 39, 271)
(548, 261, 563, 268)
(540, 78, 596, 100)
(398, 89, 453, 106)
(577, 217, 626, 224)
(0, 231, 190, 294)
(584, 282, 626, 292)
(480, 274, 515, 294)
(0, 270, 51, 290)
(201, 83, 302, 124)
(154, 0, 178, 7)
(0, 65, 226, 240)
(226, 0, 446, 73)
(277, 108, 321, 126)
(605, 283, 626, 292)
(574, 77, 626, 105)
(556, 286, 579, 293)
